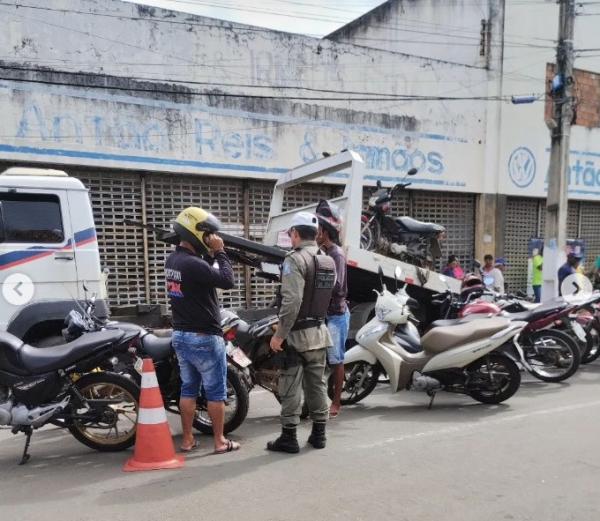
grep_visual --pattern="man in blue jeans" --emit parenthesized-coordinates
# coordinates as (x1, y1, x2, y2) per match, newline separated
(165, 207, 240, 454)
(316, 200, 350, 418)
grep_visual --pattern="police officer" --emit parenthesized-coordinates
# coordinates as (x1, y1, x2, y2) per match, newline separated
(267, 212, 336, 454)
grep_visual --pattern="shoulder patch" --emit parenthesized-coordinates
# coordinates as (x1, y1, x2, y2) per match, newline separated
(282, 260, 292, 276)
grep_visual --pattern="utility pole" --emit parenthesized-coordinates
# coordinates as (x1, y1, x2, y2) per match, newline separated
(542, 0, 575, 300)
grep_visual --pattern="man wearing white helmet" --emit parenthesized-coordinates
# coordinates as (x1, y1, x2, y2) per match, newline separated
(267, 211, 336, 454)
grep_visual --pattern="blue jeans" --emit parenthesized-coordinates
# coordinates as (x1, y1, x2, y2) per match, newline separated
(326, 310, 350, 365)
(533, 285, 542, 303)
(172, 331, 227, 402)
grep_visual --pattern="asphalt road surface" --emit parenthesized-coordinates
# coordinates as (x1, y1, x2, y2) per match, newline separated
(1, 365, 600, 521)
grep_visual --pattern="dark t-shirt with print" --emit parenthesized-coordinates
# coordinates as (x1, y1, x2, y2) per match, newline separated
(165, 246, 234, 335)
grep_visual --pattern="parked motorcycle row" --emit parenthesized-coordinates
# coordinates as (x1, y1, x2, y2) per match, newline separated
(1, 267, 599, 464)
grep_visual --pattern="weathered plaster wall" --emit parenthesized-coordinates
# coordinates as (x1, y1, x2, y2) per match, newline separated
(0, 0, 490, 192)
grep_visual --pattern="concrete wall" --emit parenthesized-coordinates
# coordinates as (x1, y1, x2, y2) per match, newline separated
(326, 0, 501, 69)
(498, 0, 600, 202)
(0, 0, 489, 193)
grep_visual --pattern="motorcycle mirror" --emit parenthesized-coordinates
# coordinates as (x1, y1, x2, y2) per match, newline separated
(378, 265, 386, 291)
(376, 179, 382, 189)
(407, 168, 418, 176)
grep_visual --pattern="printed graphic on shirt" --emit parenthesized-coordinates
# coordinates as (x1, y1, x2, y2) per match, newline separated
(166, 268, 184, 298)
(282, 259, 292, 276)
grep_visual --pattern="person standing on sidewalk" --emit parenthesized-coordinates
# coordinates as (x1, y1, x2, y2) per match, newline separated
(531, 248, 543, 303)
(316, 200, 349, 418)
(165, 207, 240, 455)
(267, 212, 335, 454)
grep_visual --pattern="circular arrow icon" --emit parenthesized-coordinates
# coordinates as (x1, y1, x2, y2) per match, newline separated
(2, 273, 35, 306)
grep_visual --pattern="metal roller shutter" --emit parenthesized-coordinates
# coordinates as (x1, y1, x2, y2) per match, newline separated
(144, 174, 246, 309)
(248, 180, 279, 308)
(411, 191, 476, 272)
(538, 201, 580, 240)
(504, 197, 539, 292)
(580, 201, 600, 265)
(72, 170, 146, 306)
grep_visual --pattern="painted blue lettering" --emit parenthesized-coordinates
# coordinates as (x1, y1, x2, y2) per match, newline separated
(300, 131, 317, 163)
(253, 135, 273, 159)
(410, 150, 426, 171)
(571, 159, 584, 185)
(427, 152, 444, 174)
(142, 123, 163, 152)
(195, 120, 219, 155)
(583, 161, 596, 187)
(16, 105, 48, 140)
(391, 149, 409, 171)
(223, 133, 243, 159)
(52, 115, 82, 144)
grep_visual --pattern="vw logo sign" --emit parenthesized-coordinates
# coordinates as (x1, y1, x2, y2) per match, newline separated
(508, 147, 536, 188)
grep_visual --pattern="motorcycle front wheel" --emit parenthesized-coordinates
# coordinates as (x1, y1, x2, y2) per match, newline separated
(467, 354, 521, 404)
(193, 367, 250, 435)
(68, 371, 139, 452)
(523, 329, 581, 382)
(360, 219, 380, 251)
(329, 361, 380, 405)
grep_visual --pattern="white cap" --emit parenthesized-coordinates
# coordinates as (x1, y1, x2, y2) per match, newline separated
(289, 211, 318, 230)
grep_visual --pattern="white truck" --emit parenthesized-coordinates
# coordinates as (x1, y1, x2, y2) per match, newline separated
(0, 167, 106, 345)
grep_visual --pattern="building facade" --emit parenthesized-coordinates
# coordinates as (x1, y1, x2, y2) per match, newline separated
(1, 0, 599, 307)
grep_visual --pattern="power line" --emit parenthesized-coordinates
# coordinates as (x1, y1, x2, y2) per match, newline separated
(0, 67, 544, 102)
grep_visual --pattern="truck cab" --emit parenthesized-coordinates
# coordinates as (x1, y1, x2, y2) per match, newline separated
(0, 167, 106, 345)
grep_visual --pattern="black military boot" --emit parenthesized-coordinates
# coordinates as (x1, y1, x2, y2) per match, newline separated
(307, 421, 327, 449)
(267, 426, 300, 454)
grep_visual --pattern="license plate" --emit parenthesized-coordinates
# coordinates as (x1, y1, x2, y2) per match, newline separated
(134, 356, 144, 375)
(572, 321, 587, 342)
(227, 345, 252, 368)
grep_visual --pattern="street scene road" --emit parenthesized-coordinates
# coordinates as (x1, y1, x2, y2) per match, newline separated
(2, 366, 599, 521)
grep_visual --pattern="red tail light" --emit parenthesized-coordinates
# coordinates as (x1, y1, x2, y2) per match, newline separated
(224, 328, 237, 342)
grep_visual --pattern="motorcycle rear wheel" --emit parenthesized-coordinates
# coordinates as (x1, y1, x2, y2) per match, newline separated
(193, 367, 249, 435)
(581, 324, 600, 364)
(68, 371, 139, 452)
(467, 354, 521, 404)
(523, 329, 581, 382)
(329, 361, 380, 405)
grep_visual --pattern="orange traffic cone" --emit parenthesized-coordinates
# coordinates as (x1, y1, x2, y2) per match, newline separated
(123, 358, 185, 472)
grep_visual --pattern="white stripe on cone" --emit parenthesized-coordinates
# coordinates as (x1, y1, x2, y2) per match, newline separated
(141, 372, 159, 389)
(138, 407, 168, 425)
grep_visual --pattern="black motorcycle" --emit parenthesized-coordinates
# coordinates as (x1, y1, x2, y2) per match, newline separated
(108, 322, 250, 436)
(0, 322, 140, 464)
(361, 168, 445, 266)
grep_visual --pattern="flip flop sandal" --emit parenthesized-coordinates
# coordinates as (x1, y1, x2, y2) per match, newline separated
(329, 410, 340, 418)
(180, 440, 198, 452)
(214, 440, 240, 455)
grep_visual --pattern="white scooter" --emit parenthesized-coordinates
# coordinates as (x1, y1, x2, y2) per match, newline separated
(338, 268, 526, 407)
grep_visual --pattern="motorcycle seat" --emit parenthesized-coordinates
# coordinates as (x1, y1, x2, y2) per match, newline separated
(248, 315, 278, 336)
(506, 302, 567, 323)
(142, 333, 172, 361)
(430, 314, 492, 328)
(396, 216, 445, 234)
(421, 317, 509, 354)
(17, 329, 125, 375)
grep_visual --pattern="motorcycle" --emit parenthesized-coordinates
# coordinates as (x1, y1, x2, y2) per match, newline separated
(336, 268, 524, 408)
(360, 168, 446, 267)
(431, 286, 583, 383)
(64, 297, 251, 436)
(220, 309, 284, 401)
(108, 323, 250, 436)
(0, 318, 140, 464)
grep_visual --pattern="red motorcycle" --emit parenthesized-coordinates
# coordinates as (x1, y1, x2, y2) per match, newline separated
(431, 284, 581, 382)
